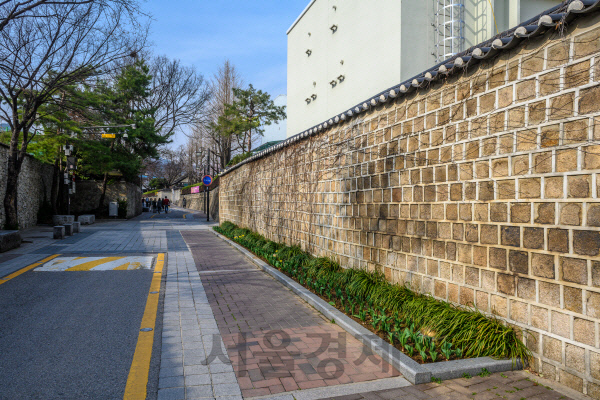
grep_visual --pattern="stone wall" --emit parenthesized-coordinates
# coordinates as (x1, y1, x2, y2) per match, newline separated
(220, 15, 600, 398)
(180, 187, 219, 221)
(0, 144, 54, 229)
(71, 181, 142, 219)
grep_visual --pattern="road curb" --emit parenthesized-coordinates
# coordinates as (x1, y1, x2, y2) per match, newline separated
(212, 230, 522, 384)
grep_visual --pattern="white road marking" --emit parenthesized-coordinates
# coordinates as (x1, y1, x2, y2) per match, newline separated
(35, 256, 155, 271)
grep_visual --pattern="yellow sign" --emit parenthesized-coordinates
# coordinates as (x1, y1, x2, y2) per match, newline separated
(101, 133, 116, 138)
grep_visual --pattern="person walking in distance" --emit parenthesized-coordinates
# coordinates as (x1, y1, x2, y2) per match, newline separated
(163, 196, 170, 213)
(182, 197, 187, 208)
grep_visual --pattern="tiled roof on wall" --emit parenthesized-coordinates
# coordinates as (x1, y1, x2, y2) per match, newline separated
(220, 0, 600, 177)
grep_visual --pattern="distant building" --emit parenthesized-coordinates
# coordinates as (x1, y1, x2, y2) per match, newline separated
(259, 94, 287, 145)
(286, 0, 557, 137)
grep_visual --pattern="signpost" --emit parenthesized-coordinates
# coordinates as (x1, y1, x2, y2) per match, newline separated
(202, 175, 212, 186)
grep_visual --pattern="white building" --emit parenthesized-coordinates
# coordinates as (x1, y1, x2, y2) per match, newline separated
(286, 0, 558, 137)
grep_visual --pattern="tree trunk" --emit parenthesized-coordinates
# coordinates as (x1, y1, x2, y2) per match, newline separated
(3, 153, 24, 230)
(97, 171, 109, 215)
(50, 157, 60, 215)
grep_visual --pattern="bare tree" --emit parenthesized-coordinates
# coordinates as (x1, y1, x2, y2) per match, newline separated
(0, 0, 142, 32)
(191, 60, 243, 170)
(0, 1, 146, 228)
(144, 55, 211, 140)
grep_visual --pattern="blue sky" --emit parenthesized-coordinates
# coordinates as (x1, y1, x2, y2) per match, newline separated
(144, 0, 307, 102)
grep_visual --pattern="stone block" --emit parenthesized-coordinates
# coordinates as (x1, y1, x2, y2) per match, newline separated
(539, 281, 560, 308)
(559, 370, 583, 393)
(489, 247, 507, 270)
(501, 226, 520, 247)
(72, 222, 80, 234)
(510, 300, 528, 324)
(587, 204, 600, 227)
(573, 230, 600, 256)
(497, 273, 515, 295)
(63, 223, 73, 236)
(511, 203, 531, 223)
(0, 231, 21, 252)
(543, 335, 562, 362)
(531, 306, 548, 330)
(52, 215, 74, 225)
(560, 203, 582, 225)
(532, 253, 555, 279)
(563, 286, 582, 314)
(517, 277, 536, 301)
(573, 318, 595, 346)
(591, 351, 600, 380)
(551, 310, 571, 338)
(548, 229, 569, 253)
(568, 175, 591, 198)
(561, 257, 588, 285)
(545, 177, 564, 198)
(587, 291, 600, 319)
(523, 227, 544, 249)
(509, 251, 528, 274)
(535, 203, 555, 224)
(53, 226, 65, 240)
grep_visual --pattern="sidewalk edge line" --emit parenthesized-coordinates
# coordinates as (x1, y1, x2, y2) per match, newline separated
(211, 230, 522, 385)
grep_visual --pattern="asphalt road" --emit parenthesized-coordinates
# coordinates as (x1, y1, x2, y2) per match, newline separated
(0, 266, 161, 400)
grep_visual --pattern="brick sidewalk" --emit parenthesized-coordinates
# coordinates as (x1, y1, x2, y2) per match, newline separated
(323, 370, 578, 400)
(182, 231, 403, 398)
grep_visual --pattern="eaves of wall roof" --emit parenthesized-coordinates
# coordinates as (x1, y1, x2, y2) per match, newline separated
(222, 0, 600, 177)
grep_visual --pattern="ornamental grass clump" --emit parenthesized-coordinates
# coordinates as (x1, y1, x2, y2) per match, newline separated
(214, 222, 531, 366)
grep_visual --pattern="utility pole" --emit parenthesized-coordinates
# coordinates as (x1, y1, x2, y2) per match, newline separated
(206, 151, 210, 222)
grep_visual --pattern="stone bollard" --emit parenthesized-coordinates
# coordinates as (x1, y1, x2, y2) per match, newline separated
(72, 221, 81, 233)
(53, 226, 65, 239)
(64, 223, 74, 236)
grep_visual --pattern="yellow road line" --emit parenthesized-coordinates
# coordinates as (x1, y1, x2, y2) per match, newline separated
(114, 262, 131, 270)
(0, 254, 60, 285)
(65, 256, 124, 271)
(150, 214, 157, 219)
(123, 253, 164, 400)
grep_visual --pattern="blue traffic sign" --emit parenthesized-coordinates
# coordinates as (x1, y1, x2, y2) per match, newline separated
(202, 175, 213, 186)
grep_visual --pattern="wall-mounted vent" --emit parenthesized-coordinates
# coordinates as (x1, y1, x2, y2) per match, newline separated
(306, 49, 312, 56)
(330, 24, 338, 33)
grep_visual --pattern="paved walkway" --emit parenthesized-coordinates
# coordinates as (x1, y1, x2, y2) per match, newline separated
(0, 207, 589, 400)
(181, 231, 403, 398)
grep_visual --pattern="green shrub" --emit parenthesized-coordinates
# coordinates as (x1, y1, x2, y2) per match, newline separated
(226, 152, 252, 167)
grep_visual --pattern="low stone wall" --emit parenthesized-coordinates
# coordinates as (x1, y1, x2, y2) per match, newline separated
(0, 144, 54, 229)
(71, 181, 142, 219)
(220, 14, 600, 398)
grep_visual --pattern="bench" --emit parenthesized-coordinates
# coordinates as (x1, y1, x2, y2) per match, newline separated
(77, 214, 95, 225)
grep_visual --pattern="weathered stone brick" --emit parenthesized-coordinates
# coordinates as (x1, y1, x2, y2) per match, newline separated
(491, 294, 507, 317)
(523, 227, 544, 249)
(556, 149, 578, 172)
(516, 129, 537, 151)
(490, 203, 507, 222)
(535, 202, 555, 224)
(539, 281, 560, 307)
(551, 310, 571, 339)
(459, 287, 474, 306)
(591, 351, 600, 381)
(519, 178, 541, 198)
(559, 370, 583, 393)
(509, 250, 528, 274)
(584, 145, 600, 170)
(564, 119, 589, 144)
(593, 261, 600, 288)
(528, 100, 546, 124)
(560, 203, 582, 225)
(531, 306, 548, 330)
(532, 253, 555, 279)
(510, 300, 528, 324)
(489, 247, 507, 270)
(543, 335, 562, 362)
(561, 257, 588, 285)
(501, 226, 520, 247)
(492, 158, 508, 177)
(517, 277, 536, 301)
(573, 28, 600, 59)
(564, 286, 583, 314)
(540, 70, 560, 95)
(544, 177, 563, 199)
(516, 79, 536, 101)
(568, 175, 591, 198)
(497, 273, 515, 295)
(579, 84, 600, 114)
(586, 291, 600, 319)
(511, 203, 531, 223)
(573, 230, 600, 256)
(573, 318, 595, 346)
(478, 181, 494, 201)
(565, 344, 586, 374)
(481, 225, 498, 244)
(548, 229, 569, 253)
(497, 180, 515, 199)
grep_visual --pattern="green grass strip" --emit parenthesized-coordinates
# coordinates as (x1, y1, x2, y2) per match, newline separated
(214, 222, 531, 365)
